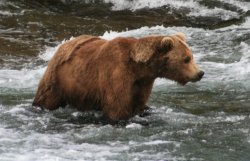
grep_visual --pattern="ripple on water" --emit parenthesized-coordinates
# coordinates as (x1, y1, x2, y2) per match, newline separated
(103, 0, 240, 20)
(0, 98, 250, 160)
(0, 4, 250, 158)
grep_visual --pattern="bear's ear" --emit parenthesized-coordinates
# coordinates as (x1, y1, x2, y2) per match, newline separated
(175, 32, 186, 41)
(131, 38, 156, 63)
(158, 37, 174, 53)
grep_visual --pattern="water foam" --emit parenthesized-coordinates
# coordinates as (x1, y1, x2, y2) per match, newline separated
(125, 123, 142, 129)
(203, 40, 250, 86)
(101, 25, 201, 40)
(219, 17, 250, 30)
(218, 0, 250, 12)
(0, 68, 45, 89)
(188, 7, 238, 20)
(39, 38, 74, 61)
(230, 42, 250, 79)
(104, 0, 239, 20)
(0, 11, 14, 16)
(0, 42, 63, 90)
(241, 17, 250, 29)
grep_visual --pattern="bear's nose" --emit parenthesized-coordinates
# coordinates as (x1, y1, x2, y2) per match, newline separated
(198, 71, 204, 79)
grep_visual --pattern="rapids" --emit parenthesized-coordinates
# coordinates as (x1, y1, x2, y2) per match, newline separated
(0, 0, 250, 160)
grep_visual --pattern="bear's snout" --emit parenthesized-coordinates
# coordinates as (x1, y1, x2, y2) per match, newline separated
(198, 71, 204, 79)
(192, 70, 204, 82)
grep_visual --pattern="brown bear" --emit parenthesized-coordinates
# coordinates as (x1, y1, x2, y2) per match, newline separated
(33, 33, 204, 121)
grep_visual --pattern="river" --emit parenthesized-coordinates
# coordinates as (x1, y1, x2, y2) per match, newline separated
(0, 0, 250, 160)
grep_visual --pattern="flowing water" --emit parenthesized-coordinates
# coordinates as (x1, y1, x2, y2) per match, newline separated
(1, 0, 250, 160)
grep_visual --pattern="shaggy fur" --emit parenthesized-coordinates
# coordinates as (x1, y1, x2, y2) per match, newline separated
(33, 33, 204, 121)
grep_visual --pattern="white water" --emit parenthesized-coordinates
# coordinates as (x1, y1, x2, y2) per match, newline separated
(104, 0, 241, 20)
(217, 0, 250, 12)
(1, 0, 250, 20)
(0, 102, 249, 161)
(1, 9, 250, 160)
(1, 1, 250, 160)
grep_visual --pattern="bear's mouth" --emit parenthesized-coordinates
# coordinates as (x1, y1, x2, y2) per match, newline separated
(190, 75, 203, 83)
(176, 71, 204, 85)
(191, 78, 201, 82)
(177, 76, 202, 85)
(177, 80, 188, 86)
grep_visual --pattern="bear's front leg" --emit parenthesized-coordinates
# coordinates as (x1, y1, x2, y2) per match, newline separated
(103, 94, 133, 122)
(102, 84, 135, 122)
(134, 79, 154, 115)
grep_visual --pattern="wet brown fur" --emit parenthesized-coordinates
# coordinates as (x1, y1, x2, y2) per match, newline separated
(33, 33, 202, 121)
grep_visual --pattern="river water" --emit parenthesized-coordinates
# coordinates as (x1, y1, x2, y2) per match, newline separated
(0, 0, 250, 161)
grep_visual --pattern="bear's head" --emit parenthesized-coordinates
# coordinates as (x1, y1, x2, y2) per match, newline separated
(131, 33, 204, 85)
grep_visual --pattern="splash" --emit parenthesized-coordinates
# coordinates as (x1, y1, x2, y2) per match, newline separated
(217, 0, 250, 12)
(103, 0, 239, 20)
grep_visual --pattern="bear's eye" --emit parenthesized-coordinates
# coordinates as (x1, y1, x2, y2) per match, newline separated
(184, 56, 191, 64)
